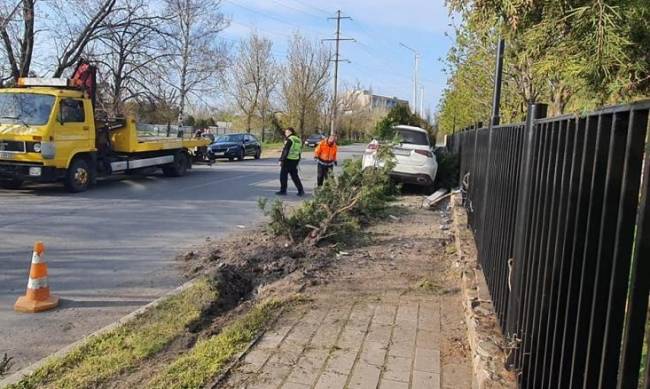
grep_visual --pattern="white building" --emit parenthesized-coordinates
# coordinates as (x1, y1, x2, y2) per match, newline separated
(343, 90, 409, 112)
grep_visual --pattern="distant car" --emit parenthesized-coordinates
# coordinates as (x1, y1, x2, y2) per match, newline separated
(305, 133, 325, 147)
(208, 133, 261, 161)
(361, 125, 438, 188)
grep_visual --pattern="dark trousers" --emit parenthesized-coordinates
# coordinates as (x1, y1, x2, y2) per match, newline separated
(280, 159, 303, 193)
(317, 164, 333, 187)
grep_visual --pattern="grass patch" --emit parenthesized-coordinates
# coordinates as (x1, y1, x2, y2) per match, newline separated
(145, 299, 283, 389)
(262, 141, 284, 150)
(8, 278, 218, 389)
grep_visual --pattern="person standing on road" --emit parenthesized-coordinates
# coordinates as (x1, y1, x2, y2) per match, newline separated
(314, 135, 338, 187)
(277, 128, 305, 196)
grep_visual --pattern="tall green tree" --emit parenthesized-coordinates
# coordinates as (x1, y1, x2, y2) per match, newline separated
(438, 0, 650, 133)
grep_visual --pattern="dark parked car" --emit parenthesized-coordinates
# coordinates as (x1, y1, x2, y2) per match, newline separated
(305, 133, 325, 147)
(208, 133, 262, 161)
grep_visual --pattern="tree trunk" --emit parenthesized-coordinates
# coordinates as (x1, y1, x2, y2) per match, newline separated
(18, 1, 34, 79)
(299, 107, 306, 139)
(178, 32, 190, 126)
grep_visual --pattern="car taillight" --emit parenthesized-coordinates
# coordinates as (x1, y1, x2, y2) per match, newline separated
(414, 149, 433, 158)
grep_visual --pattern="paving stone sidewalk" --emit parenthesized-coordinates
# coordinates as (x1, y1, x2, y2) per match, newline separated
(224, 293, 441, 389)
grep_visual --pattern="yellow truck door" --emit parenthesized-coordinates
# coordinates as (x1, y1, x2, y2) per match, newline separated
(52, 98, 93, 168)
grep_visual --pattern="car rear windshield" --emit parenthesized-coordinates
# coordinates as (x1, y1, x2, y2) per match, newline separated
(396, 129, 429, 145)
(217, 134, 244, 142)
(0, 93, 55, 126)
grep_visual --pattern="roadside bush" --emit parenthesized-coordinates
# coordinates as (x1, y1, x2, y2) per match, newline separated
(259, 150, 396, 245)
(434, 148, 459, 189)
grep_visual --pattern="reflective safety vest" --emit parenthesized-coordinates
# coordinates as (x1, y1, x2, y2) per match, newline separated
(315, 140, 337, 163)
(287, 135, 302, 160)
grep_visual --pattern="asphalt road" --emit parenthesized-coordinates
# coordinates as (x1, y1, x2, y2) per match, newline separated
(0, 144, 365, 372)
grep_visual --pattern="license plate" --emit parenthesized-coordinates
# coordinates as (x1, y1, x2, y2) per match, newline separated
(393, 149, 411, 156)
(214, 152, 225, 156)
(0, 151, 14, 160)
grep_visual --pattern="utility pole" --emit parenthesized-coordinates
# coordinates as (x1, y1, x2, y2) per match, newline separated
(400, 42, 419, 114)
(419, 86, 424, 117)
(323, 10, 353, 137)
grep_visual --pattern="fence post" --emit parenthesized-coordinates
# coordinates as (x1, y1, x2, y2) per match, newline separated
(505, 103, 547, 368)
(616, 110, 650, 389)
(479, 120, 496, 253)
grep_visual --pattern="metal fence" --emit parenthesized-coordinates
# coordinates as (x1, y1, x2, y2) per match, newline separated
(447, 102, 650, 389)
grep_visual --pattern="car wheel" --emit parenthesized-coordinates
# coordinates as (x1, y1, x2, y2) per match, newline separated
(162, 152, 189, 177)
(237, 148, 245, 161)
(254, 147, 261, 159)
(64, 158, 91, 193)
(0, 179, 23, 190)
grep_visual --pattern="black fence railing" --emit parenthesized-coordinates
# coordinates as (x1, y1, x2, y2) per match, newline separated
(447, 102, 650, 389)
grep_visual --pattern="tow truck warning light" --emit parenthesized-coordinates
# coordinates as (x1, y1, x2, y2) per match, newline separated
(18, 78, 71, 88)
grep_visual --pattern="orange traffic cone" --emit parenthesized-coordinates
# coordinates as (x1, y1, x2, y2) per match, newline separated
(14, 242, 59, 313)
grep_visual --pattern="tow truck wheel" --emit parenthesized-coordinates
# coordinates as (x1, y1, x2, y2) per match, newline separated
(162, 152, 189, 177)
(64, 158, 91, 193)
(0, 179, 23, 190)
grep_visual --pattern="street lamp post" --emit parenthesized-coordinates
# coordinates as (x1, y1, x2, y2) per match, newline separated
(399, 42, 419, 114)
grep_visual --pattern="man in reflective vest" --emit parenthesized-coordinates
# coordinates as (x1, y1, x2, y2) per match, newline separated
(277, 127, 305, 196)
(314, 134, 338, 187)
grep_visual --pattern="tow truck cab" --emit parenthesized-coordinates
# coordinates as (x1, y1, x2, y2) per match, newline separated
(0, 78, 208, 192)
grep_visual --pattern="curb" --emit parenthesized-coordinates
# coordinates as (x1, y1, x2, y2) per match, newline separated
(0, 278, 198, 388)
(450, 193, 516, 389)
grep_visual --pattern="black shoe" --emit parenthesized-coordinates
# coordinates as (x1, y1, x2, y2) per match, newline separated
(297, 191, 305, 197)
(275, 191, 287, 196)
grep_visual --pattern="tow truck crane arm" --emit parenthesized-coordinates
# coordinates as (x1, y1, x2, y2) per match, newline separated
(70, 58, 97, 109)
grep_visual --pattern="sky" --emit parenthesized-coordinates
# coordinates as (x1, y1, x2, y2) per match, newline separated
(219, 0, 455, 117)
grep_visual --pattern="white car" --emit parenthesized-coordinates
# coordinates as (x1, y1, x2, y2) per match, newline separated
(362, 125, 438, 187)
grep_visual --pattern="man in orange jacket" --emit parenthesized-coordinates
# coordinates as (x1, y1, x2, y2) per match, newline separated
(314, 134, 338, 187)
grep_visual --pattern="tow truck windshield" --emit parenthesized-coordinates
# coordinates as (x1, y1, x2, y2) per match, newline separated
(0, 93, 54, 126)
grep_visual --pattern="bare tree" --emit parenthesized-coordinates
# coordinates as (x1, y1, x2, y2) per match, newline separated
(48, 0, 120, 77)
(282, 33, 331, 138)
(163, 0, 229, 126)
(91, 0, 171, 115)
(230, 32, 277, 134)
(257, 57, 279, 141)
(0, 0, 121, 82)
(0, 0, 34, 83)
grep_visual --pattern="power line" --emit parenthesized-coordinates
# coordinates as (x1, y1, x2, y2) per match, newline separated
(224, 0, 318, 34)
(281, 0, 330, 16)
(355, 41, 438, 84)
(266, 0, 324, 19)
(323, 10, 353, 136)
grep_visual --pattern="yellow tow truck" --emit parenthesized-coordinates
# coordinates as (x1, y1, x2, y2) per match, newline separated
(0, 64, 208, 192)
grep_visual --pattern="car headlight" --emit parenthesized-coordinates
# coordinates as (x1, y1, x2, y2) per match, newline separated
(32, 142, 41, 153)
